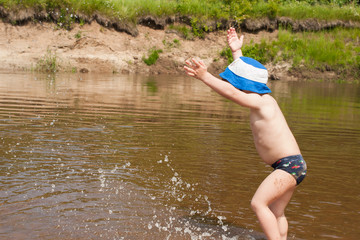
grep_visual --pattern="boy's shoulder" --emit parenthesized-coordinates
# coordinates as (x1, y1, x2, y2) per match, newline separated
(249, 92, 276, 106)
(259, 93, 276, 104)
(251, 94, 280, 117)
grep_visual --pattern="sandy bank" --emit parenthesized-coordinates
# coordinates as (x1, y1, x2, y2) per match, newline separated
(0, 20, 340, 81)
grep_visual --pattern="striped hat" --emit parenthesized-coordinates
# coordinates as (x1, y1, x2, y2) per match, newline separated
(219, 57, 271, 94)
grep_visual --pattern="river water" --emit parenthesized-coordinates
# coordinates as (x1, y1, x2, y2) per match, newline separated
(0, 72, 359, 240)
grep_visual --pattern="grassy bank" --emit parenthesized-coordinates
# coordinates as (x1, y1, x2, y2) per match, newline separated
(220, 27, 360, 79)
(1, 0, 359, 79)
(1, 0, 359, 24)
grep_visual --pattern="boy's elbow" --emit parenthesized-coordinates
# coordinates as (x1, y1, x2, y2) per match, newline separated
(220, 88, 235, 99)
(227, 89, 239, 101)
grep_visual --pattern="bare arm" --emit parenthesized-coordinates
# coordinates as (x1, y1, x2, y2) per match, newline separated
(227, 27, 244, 60)
(184, 58, 263, 109)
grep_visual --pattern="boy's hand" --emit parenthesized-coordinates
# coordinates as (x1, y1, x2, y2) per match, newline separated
(227, 27, 244, 59)
(184, 58, 208, 80)
(227, 27, 244, 53)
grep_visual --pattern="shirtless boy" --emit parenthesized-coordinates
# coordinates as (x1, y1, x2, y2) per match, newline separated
(184, 27, 307, 240)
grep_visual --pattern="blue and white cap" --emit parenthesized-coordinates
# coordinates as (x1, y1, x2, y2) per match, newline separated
(219, 56, 271, 94)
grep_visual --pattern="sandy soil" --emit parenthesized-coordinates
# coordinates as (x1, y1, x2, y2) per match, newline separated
(0, 21, 286, 76)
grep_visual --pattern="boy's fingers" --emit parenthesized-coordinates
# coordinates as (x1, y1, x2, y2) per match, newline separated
(185, 71, 194, 76)
(183, 66, 191, 71)
(184, 67, 195, 77)
(185, 58, 205, 70)
(184, 66, 195, 74)
(191, 58, 202, 67)
(192, 58, 207, 69)
(186, 59, 199, 68)
(185, 60, 193, 66)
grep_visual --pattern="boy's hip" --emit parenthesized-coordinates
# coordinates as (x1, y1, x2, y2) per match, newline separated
(271, 154, 307, 185)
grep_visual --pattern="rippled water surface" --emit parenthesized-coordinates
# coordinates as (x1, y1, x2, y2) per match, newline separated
(0, 72, 359, 240)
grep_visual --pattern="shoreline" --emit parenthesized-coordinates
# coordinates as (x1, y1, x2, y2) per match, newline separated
(0, 20, 357, 82)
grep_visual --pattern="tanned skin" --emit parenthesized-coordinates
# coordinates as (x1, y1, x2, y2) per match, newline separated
(184, 28, 301, 240)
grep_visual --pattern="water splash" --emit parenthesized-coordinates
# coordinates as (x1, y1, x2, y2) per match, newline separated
(143, 155, 261, 240)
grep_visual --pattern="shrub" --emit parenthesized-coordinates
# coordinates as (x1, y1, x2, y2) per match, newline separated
(242, 40, 277, 64)
(143, 47, 163, 66)
(35, 49, 59, 73)
(168, 24, 193, 40)
(220, 47, 233, 64)
(74, 31, 82, 39)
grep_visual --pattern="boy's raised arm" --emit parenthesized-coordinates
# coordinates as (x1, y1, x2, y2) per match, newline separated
(184, 58, 263, 109)
(227, 27, 244, 60)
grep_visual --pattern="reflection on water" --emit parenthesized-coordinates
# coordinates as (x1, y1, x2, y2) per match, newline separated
(0, 72, 359, 239)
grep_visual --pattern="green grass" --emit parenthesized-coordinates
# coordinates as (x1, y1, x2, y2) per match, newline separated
(221, 27, 360, 77)
(276, 28, 360, 74)
(74, 31, 82, 39)
(1, 1, 359, 76)
(168, 24, 195, 40)
(35, 48, 59, 73)
(162, 38, 181, 49)
(277, 2, 360, 21)
(220, 47, 233, 65)
(143, 47, 163, 66)
(0, 0, 359, 25)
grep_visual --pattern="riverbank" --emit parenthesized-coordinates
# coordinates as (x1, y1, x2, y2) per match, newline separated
(0, 17, 360, 82)
(1, 19, 359, 82)
(0, 20, 275, 75)
(1, 0, 360, 81)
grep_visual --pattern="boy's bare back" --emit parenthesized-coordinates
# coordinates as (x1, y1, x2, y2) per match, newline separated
(183, 58, 300, 165)
(248, 94, 300, 165)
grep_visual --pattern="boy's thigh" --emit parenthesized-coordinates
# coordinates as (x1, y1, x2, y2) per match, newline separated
(252, 169, 296, 207)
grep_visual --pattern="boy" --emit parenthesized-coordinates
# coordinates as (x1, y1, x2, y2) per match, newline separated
(183, 27, 307, 240)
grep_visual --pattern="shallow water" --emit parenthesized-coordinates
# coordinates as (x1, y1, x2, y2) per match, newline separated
(0, 72, 359, 240)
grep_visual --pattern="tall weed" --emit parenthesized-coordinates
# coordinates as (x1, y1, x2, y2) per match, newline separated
(220, 47, 233, 64)
(35, 49, 59, 73)
(242, 40, 278, 64)
(220, 27, 359, 76)
(221, 39, 278, 64)
(143, 47, 163, 66)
